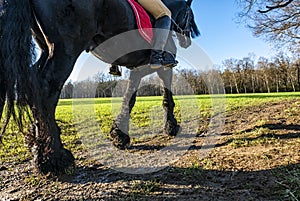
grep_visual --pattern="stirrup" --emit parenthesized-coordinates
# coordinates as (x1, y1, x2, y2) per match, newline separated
(109, 65, 122, 76)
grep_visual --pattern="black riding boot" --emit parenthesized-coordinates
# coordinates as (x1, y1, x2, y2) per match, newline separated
(150, 16, 176, 69)
(163, 51, 178, 68)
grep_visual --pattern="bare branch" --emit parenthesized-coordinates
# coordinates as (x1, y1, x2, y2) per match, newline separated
(259, 0, 294, 13)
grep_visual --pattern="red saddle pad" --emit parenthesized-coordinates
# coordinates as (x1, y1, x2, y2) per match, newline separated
(127, 0, 154, 44)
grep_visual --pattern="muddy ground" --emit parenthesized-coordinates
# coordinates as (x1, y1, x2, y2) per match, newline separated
(0, 99, 299, 200)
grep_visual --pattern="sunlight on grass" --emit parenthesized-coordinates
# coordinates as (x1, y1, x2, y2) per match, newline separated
(0, 132, 30, 163)
(1, 92, 299, 164)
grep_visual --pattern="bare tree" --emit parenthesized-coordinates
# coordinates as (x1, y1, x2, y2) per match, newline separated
(60, 81, 74, 99)
(296, 58, 300, 90)
(222, 69, 234, 94)
(237, 0, 300, 51)
(223, 59, 241, 93)
(257, 57, 271, 92)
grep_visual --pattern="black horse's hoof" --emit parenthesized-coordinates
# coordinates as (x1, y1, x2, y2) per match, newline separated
(164, 121, 181, 137)
(110, 128, 130, 149)
(34, 148, 75, 175)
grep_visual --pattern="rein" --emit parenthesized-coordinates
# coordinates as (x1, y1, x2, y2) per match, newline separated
(171, 18, 184, 34)
(170, 7, 192, 36)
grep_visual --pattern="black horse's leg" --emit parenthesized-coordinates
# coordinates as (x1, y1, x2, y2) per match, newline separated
(110, 67, 155, 149)
(0, 55, 4, 120)
(157, 68, 180, 136)
(0, 74, 5, 120)
(110, 70, 141, 149)
(28, 44, 79, 173)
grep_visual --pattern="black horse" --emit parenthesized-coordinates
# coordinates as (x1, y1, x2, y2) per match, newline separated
(0, 0, 199, 173)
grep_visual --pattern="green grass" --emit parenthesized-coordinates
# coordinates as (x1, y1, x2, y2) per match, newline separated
(1, 92, 300, 163)
(0, 132, 30, 163)
(130, 180, 161, 196)
(229, 127, 278, 148)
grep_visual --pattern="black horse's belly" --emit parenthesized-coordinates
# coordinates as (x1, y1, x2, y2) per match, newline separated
(91, 0, 153, 68)
(0, 0, 7, 16)
(91, 29, 152, 68)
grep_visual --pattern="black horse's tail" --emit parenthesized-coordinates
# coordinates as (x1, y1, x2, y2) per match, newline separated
(0, 0, 35, 136)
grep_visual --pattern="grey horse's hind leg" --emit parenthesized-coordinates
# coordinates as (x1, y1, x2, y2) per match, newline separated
(157, 68, 180, 136)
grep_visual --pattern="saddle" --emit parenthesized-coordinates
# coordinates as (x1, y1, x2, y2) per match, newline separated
(127, 0, 153, 44)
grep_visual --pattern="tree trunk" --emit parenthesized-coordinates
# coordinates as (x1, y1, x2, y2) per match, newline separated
(276, 74, 279, 92)
(264, 73, 270, 93)
(297, 63, 300, 91)
(233, 74, 239, 94)
(290, 76, 296, 92)
(252, 74, 255, 93)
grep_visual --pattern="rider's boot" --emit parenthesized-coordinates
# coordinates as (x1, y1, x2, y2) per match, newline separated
(150, 16, 176, 69)
(163, 51, 178, 68)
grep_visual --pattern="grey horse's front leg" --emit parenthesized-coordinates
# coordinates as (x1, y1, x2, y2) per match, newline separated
(157, 68, 180, 136)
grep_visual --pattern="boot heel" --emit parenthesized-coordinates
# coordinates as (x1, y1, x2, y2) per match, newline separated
(150, 64, 162, 69)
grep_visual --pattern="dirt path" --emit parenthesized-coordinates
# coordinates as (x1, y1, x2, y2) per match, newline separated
(1, 99, 299, 200)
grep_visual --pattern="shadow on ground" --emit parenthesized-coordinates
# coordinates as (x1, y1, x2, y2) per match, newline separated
(55, 162, 299, 201)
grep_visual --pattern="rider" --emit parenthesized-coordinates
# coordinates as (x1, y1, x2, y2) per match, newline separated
(109, 0, 177, 76)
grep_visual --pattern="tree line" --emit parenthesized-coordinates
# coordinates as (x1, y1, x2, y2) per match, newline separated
(221, 54, 300, 93)
(60, 53, 300, 98)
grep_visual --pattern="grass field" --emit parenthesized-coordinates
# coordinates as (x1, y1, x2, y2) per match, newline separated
(0, 92, 299, 200)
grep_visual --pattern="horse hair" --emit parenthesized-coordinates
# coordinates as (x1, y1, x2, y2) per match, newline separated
(0, 0, 36, 137)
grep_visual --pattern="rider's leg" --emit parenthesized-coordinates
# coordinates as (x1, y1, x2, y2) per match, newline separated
(137, 0, 176, 69)
(163, 31, 178, 68)
(137, 0, 171, 19)
(150, 15, 172, 69)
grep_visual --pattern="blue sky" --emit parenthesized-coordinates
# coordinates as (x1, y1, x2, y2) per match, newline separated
(69, 0, 276, 81)
(192, 0, 275, 65)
